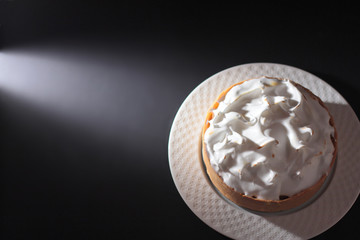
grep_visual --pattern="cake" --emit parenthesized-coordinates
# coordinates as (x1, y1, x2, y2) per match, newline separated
(202, 76, 337, 212)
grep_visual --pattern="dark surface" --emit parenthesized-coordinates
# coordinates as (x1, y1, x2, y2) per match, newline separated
(0, 1, 359, 239)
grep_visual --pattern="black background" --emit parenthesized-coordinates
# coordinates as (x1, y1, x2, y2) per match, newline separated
(0, 1, 359, 239)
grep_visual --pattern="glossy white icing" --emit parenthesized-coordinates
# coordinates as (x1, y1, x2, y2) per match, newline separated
(204, 77, 335, 200)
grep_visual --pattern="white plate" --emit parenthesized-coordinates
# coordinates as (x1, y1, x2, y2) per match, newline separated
(168, 63, 360, 239)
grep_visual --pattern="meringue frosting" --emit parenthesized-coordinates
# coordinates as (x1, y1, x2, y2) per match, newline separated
(203, 77, 335, 200)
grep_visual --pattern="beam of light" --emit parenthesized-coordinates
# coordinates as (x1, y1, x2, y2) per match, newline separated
(0, 43, 175, 159)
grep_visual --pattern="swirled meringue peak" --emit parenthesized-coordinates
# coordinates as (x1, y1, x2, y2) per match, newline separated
(204, 77, 335, 200)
